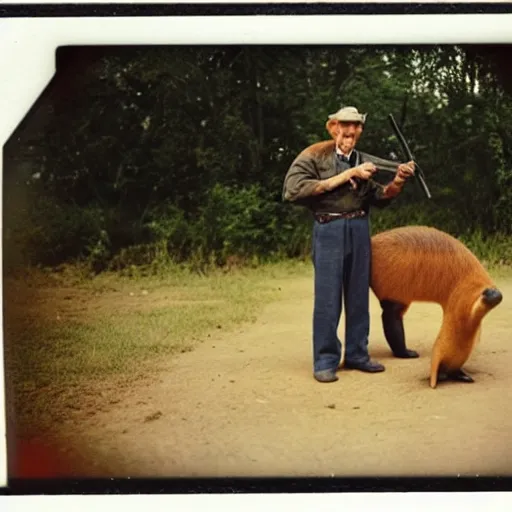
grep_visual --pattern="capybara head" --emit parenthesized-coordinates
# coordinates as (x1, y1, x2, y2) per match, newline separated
(482, 287, 503, 308)
(470, 286, 503, 324)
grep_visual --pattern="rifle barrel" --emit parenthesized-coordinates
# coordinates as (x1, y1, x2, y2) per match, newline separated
(388, 114, 432, 199)
(376, 166, 397, 174)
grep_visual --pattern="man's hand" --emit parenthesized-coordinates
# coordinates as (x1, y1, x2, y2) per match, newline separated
(352, 162, 377, 180)
(394, 161, 415, 184)
(348, 162, 377, 189)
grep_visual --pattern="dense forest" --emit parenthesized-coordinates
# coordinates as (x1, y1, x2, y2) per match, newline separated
(4, 44, 512, 273)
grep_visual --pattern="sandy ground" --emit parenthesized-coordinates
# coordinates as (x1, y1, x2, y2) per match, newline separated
(9, 274, 512, 479)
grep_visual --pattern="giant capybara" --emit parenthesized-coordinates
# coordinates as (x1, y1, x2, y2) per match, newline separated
(370, 225, 503, 388)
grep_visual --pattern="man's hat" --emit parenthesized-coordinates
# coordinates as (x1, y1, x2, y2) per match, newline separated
(327, 106, 367, 124)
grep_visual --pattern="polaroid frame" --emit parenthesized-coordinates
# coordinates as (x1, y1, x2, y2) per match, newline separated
(1, 1, 512, 509)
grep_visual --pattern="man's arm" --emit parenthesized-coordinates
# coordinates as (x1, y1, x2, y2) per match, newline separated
(365, 161, 415, 206)
(360, 152, 414, 199)
(381, 172, 408, 199)
(283, 153, 360, 202)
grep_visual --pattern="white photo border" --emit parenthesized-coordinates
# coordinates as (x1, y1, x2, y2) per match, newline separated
(1, 5, 512, 511)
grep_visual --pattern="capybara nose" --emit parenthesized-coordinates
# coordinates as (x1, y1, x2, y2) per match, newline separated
(482, 288, 503, 307)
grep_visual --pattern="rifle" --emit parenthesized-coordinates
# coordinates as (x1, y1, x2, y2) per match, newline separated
(387, 113, 432, 199)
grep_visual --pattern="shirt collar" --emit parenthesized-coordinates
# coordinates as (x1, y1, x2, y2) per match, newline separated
(335, 146, 354, 160)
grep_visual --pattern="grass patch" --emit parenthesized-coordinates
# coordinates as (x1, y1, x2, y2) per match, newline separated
(3, 258, 310, 435)
(5, 251, 509, 437)
(489, 265, 512, 280)
(459, 230, 512, 269)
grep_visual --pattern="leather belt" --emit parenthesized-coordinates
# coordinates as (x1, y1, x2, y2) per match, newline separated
(314, 209, 367, 224)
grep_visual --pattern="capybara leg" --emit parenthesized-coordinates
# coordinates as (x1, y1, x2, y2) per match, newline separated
(430, 342, 442, 389)
(447, 368, 474, 383)
(380, 300, 419, 358)
(436, 370, 449, 383)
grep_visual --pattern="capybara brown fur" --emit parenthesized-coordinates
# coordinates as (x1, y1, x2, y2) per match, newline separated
(370, 225, 503, 388)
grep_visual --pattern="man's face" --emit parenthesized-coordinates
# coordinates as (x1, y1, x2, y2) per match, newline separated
(336, 121, 363, 154)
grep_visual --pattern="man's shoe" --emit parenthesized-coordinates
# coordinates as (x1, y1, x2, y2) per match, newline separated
(314, 369, 339, 383)
(344, 360, 385, 373)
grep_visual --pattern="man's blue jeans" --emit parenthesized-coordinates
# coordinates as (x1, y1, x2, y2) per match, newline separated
(311, 216, 372, 373)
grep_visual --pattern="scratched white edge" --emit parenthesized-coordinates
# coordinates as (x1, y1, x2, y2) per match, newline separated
(1, 8, 512, 512)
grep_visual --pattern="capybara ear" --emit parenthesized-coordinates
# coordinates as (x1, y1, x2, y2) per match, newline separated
(326, 119, 339, 139)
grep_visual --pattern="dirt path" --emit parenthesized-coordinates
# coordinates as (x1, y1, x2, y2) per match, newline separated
(18, 274, 512, 478)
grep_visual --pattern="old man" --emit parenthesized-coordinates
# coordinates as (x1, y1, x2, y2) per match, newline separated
(282, 106, 415, 383)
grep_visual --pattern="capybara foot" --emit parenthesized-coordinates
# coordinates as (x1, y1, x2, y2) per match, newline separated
(447, 368, 474, 383)
(437, 368, 474, 384)
(393, 348, 419, 359)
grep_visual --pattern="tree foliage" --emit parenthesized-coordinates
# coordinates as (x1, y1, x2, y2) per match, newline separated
(4, 44, 512, 271)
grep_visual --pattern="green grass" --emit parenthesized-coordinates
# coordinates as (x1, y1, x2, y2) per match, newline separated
(459, 231, 512, 269)
(4, 259, 311, 435)
(489, 265, 512, 280)
(5, 250, 510, 436)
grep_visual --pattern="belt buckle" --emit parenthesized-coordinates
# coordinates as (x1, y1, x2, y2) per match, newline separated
(315, 214, 329, 224)
(349, 210, 365, 219)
